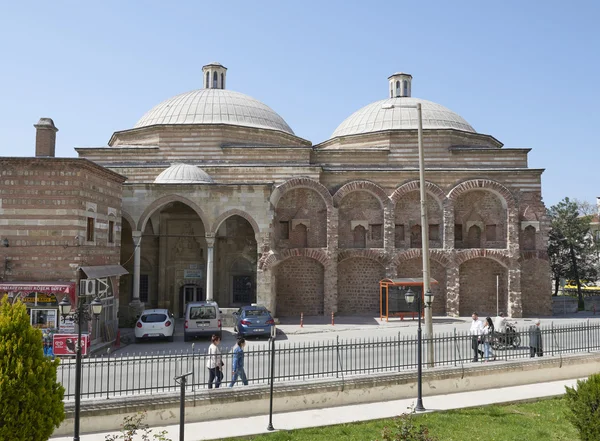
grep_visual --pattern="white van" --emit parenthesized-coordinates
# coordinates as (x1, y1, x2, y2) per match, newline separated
(183, 301, 222, 341)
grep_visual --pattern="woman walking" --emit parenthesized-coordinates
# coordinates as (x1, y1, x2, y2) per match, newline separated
(207, 334, 223, 389)
(229, 337, 249, 387)
(482, 317, 496, 362)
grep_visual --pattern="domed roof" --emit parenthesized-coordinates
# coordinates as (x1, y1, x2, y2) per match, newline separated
(331, 97, 475, 138)
(154, 164, 214, 184)
(134, 89, 294, 135)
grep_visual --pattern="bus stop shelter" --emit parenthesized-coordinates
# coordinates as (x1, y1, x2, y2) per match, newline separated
(379, 278, 438, 322)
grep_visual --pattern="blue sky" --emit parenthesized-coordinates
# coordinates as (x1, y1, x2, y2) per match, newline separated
(0, 1, 598, 207)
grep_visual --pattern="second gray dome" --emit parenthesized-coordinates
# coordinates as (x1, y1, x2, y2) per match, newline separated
(154, 164, 214, 184)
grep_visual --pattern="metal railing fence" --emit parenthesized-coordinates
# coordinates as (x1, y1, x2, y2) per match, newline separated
(57, 320, 600, 400)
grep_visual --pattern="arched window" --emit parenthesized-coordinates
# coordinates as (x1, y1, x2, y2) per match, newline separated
(403, 80, 408, 96)
(213, 72, 218, 88)
(467, 225, 482, 248)
(410, 225, 422, 248)
(396, 80, 401, 97)
(291, 224, 308, 248)
(353, 225, 367, 248)
(220, 73, 224, 89)
(206, 72, 210, 88)
(522, 226, 536, 251)
(390, 87, 393, 98)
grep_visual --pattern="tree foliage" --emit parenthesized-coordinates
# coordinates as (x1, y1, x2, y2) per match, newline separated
(548, 197, 597, 306)
(565, 374, 600, 441)
(0, 297, 65, 441)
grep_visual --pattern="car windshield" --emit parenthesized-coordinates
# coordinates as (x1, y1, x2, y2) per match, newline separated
(141, 313, 167, 323)
(245, 309, 268, 317)
(190, 306, 216, 320)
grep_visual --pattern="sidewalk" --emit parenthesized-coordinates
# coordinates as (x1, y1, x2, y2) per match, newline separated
(50, 377, 581, 441)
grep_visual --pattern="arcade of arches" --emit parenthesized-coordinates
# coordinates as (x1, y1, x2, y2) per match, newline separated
(117, 180, 551, 320)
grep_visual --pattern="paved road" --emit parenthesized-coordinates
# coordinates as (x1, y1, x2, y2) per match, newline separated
(57, 318, 600, 400)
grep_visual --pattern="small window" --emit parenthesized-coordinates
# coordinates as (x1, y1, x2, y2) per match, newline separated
(403, 79, 408, 95)
(189, 306, 216, 320)
(206, 71, 210, 88)
(396, 80, 401, 97)
(220, 73, 224, 89)
(141, 313, 167, 323)
(370, 224, 383, 241)
(429, 224, 440, 241)
(108, 220, 115, 243)
(86, 217, 95, 242)
(140, 274, 149, 303)
(213, 71, 218, 88)
(454, 224, 463, 241)
(410, 225, 422, 248)
(280, 221, 290, 240)
(353, 225, 367, 248)
(486, 224, 497, 241)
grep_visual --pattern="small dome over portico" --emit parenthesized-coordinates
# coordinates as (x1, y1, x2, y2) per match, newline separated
(154, 163, 214, 184)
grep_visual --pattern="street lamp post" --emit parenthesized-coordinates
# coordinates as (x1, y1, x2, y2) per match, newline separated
(59, 293, 103, 441)
(405, 287, 434, 412)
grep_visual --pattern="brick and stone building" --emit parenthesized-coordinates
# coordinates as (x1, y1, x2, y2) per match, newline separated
(71, 62, 552, 319)
(0, 119, 126, 344)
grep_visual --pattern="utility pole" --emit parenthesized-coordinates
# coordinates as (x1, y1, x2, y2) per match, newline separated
(417, 103, 434, 367)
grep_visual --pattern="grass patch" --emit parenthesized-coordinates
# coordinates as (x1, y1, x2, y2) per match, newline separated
(221, 397, 577, 441)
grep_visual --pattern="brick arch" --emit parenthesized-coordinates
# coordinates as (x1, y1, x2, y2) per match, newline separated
(137, 194, 209, 232)
(337, 249, 389, 266)
(448, 179, 516, 209)
(270, 177, 333, 209)
(392, 249, 451, 268)
(333, 180, 389, 208)
(121, 210, 136, 230)
(261, 248, 331, 271)
(455, 249, 510, 268)
(390, 180, 446, 206)
(211, 209, 260, 235)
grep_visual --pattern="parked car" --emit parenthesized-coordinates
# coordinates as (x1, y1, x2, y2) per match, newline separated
(233, 305, 275, 338)
(184, 301, 222, 341)
(135, 309, 175, 342)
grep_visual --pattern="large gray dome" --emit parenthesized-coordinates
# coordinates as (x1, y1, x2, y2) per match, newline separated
(331, 97, 475, 138)
(154, 164, 213, 184)
(135, 89, 294, 135)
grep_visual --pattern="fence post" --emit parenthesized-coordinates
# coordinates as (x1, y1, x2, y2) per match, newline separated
(587, 319, 591, 353)
(174, 372, 193, 441)
(336, 335, 340, 378)
(267, 337, 276, 431)
(551, 322, 554, 357)
(106, 348, 111, 400)
(398, 331, 401, 371)
(453, 328, 457, 367)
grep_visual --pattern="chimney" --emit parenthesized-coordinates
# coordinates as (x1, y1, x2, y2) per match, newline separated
(34, 118, 58, 157)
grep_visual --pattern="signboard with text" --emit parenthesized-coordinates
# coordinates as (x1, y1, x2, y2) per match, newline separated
(53, 334, 89, 357)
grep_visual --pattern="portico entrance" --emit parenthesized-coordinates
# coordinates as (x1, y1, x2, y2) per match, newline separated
(179, 283, 203, 317)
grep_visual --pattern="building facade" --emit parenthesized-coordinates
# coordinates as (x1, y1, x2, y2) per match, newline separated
(73, 63, 552, 319)
(0, 119, 126, 343)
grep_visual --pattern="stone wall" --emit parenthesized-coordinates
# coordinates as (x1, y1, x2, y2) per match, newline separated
(454, 190, 506, 249)
(275, 257, 325, 316)
(337, 258, 386, 315)
(521, 258, 552, 316)
(274, 188, 327, 248)
(459, 258, 508, 317)
(338, 191, 384, 249)
(394, 191, 443, 249)
(397, 258, 447, 316)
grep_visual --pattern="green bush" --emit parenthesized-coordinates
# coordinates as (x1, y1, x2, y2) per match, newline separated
(0, 297, 65, 440)
(105, 412, 171, 441)
(565, 373, 600, 441)
(376, 409, 437, 441)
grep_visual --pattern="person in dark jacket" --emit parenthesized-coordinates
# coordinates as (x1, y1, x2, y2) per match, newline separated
(229, 337, 248, 387)
(529, 319, 543, 357)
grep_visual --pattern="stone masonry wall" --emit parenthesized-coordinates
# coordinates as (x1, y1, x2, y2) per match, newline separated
(521, 258, 553, 316)
(337, 258, 386, 315)
(338, 191, 384, 249)
(459, 258, 508, 317)
(394, 191, 443, 249)
(397, 258, 447, 316)
(454, 190, 507, 249)
(274, 188, 327, 248)
(275, 257, 324, 316)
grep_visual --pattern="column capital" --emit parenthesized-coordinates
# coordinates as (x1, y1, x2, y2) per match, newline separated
(205, 234, 215, 247)
(132, 231, 143, 243)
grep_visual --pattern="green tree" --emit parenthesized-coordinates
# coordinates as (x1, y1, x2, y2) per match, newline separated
(548, 197, 596, 308)
(0, 297, 65, 441)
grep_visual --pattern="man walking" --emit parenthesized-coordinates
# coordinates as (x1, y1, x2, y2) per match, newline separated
(529, 319, 543, 357)
(470, 312, 484, 362)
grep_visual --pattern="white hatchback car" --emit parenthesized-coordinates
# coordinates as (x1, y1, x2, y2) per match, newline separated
(134, 309, 175, 343)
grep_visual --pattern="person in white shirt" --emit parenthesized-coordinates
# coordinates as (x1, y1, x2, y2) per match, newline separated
(206, 334, 223, 389)
(470, 312, 484, 362)
(494, 312, 507, 333)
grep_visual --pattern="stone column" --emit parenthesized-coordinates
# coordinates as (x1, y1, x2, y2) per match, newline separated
(383, 202, 395, 253)
(508, 265, 523, 318)
(205, 235, 215, 301)
(256, 268, 275, 314)
(324, 262, 338, 314)
(507, 207, 520, 257)
(131, 231, 142, 303)
(445, 264, 460, 317)
(442, 199, 455, 250)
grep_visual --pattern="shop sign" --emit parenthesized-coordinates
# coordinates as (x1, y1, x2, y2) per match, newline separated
(59, 316, 75, 333)
(184, 269, 203, 279)
(53, 334, 89, 357)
